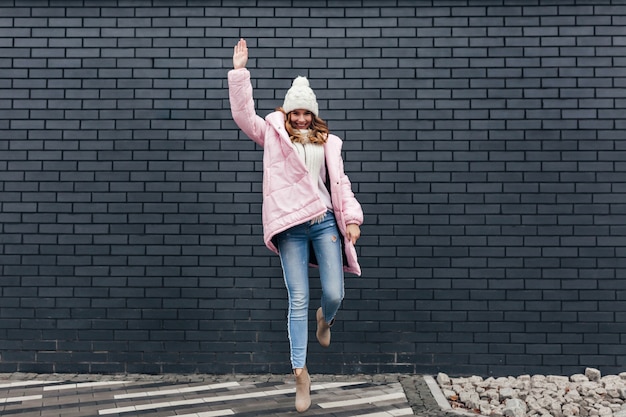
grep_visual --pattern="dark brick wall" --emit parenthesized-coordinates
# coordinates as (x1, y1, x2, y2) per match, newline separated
(1, 0, 625, 376)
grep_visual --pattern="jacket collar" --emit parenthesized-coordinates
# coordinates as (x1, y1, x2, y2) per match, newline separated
(266, 111, 293, 146)
(267, 111, 287, 135)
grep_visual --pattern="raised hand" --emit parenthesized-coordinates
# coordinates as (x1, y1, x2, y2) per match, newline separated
(233, 38, 248, 69)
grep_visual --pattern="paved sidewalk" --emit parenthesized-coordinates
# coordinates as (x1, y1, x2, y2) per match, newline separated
(0, 372, 456, 416)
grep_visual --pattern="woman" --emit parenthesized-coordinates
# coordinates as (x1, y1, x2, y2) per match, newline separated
(228, 38, 363, 413)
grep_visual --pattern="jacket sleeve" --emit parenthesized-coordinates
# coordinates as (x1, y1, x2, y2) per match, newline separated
(338, 157, 364, 226)
(227, 68, 266, 147)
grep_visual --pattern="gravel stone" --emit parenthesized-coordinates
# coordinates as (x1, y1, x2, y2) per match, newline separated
(437, 368, 626, 417)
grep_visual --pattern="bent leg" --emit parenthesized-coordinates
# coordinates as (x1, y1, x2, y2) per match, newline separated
(311, 214, 344, 323)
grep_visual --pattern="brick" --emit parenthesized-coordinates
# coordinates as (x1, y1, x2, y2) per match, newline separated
(0, 1, 623, 376)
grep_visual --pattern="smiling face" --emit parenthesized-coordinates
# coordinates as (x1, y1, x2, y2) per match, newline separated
(288, 109, 313, 130)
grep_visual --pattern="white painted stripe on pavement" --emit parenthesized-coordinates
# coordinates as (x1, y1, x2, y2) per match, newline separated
(351, 407, 415, 417)
(101, 405, 137, 414)
(43, 381, 131, 391)
(313, 381, 365, 390)
(114, 381, 240, 399)
(100, 392, 277, 415)
(422, 375, 452, 410)
(99, 381, 365, 415)
(0, 394, 43, 404)
(389, 408, 416, 416)
(318, 392, 407, 408)
(168, 410, 235, 417)
(0, 380, 60, 389)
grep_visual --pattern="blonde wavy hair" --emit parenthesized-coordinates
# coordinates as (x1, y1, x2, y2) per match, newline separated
(276, 107, 329, 145)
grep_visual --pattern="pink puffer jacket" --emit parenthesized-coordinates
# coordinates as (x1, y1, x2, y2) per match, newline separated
(228, 68, 364, 275)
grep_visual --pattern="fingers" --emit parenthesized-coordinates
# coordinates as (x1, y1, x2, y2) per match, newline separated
(236, 38, 247, 54)
(233, 38, 248, 69)
(346, 225, 361, 245)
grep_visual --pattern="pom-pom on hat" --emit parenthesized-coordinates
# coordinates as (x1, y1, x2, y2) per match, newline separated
(282, 76, 319, 116)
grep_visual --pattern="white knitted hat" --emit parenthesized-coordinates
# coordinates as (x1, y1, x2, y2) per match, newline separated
(282, 76, 319, 116)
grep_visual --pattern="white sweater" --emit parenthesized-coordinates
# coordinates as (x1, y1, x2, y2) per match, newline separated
(292, 137, 333, 212)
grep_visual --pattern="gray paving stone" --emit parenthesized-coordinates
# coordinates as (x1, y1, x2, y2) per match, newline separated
(0, 372, 459, 416)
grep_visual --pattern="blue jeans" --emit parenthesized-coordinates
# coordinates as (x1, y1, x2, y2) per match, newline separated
(276, 211, 345, 369)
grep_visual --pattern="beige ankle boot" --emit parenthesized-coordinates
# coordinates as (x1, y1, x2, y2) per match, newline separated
(316, 307, 333, 348)
(294, 367, 311, 413)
